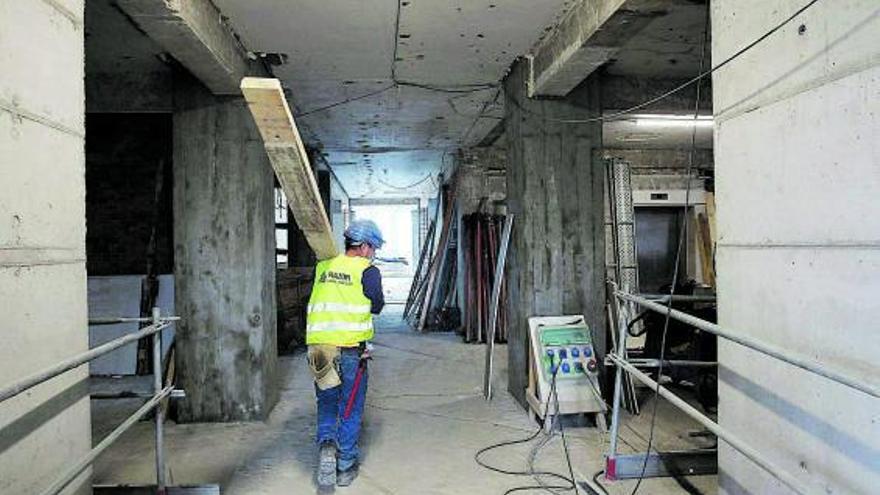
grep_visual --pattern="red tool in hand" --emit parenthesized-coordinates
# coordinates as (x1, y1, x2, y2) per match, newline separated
(343, 346, 372, 420)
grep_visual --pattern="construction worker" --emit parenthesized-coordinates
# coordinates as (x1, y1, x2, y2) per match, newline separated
(307, 219, 385, 489)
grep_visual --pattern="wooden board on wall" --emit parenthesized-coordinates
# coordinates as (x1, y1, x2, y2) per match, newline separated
(240, 77, 337, 260)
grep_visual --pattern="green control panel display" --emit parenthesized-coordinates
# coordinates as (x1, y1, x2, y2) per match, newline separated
(538, 324, 598, 379)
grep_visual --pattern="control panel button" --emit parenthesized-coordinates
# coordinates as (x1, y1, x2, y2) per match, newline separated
(559, 349, 567, 359)
(574, 362, 584, 372)
(571, 348, 580, 358)
(546, 349, 555, 358)
(583, 347, 592, 358)
(561, 362, 571, 374)
(586, 359, 597, 372)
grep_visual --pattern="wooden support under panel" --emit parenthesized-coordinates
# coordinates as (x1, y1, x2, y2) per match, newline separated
(240, 77, 338, 260)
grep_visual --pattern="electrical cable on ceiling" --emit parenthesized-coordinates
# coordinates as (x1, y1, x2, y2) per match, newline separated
(292, 0, 498, 120)
(295, 0, 821, 145)
(626, 4, 711, 494)
(462, 86, 504, 145)
(376, 173, 434, 190)
(390, 0, 499, 94)
(294, 84, 397, 118)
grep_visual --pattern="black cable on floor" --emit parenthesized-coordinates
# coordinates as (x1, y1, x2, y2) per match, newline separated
(590, 470, 609, 495)
(552, 375, 579, 495)
(475, 369, 579, 494)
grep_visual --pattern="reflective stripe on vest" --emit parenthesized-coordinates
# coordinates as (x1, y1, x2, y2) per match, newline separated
(307, 320, 373, 332)
(306, 254, 374, 346)
(307, 302, 372, 314)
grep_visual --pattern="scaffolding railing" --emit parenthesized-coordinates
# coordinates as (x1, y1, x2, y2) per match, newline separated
(0, 308, 181, 495)
(605, 289, 879, 494)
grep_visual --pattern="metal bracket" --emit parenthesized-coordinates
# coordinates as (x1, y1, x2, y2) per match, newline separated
(605, 450, 717, 480)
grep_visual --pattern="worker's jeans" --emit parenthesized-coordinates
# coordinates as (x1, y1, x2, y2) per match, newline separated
(315, 347, 368, 471)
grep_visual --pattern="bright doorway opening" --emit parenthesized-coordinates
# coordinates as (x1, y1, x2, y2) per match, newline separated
(351, 202, 421, 303)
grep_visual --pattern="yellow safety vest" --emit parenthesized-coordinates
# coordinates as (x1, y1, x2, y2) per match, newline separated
(306, 254, 374, 347)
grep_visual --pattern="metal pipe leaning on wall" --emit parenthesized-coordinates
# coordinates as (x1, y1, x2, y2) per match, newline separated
(462, 212, 509, 344)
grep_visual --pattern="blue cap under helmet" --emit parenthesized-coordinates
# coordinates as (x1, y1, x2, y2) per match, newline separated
(344, 219, 385, 249)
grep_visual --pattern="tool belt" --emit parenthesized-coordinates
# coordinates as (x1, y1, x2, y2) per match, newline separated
(308, 342, 370, 390)
(308, 345, 341, 390)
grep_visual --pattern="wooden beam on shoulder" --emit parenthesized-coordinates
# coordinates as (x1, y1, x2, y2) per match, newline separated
(240, 77, 338, 260)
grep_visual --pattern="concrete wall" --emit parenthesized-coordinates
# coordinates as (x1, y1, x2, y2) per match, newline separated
(504, 60, 606, 407)
(712, 2, 880, 493)
(0, 1, 91, 493)
(173, 73, 278, 422)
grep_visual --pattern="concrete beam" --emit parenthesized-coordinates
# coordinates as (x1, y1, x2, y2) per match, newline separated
(529, 0, 686, 97)
(117, 0, 265, 95)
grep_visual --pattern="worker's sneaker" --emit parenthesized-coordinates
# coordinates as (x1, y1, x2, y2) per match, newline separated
(317, 441, 337, 488)
(336, 464, 359, 487)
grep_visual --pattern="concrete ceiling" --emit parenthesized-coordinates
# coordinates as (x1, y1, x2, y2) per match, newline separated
(605, 1, 710, 78)
(85, 0, 713, 195)
(212, 0, 576, 198)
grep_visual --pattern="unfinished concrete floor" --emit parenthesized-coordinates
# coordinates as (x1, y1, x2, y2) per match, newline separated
(92, 305, 716, 494)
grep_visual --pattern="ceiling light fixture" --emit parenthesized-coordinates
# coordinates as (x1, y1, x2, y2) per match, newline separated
(632, 113, 714, 128)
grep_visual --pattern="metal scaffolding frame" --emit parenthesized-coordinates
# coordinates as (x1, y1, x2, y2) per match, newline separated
(0, 308, 181, 495)
(604, 289, 879, 495)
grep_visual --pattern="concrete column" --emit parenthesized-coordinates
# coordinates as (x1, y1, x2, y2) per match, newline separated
(0, 2, 90, 493)
(712, 2, 879, 493)
(173, 73, 278, 422)
(503, 60, 605, 407)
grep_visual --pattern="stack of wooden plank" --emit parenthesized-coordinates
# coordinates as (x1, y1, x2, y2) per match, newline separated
(460, 212, 508, 344)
